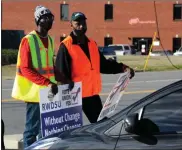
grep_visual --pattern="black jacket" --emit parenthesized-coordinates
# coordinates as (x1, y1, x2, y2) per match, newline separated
(1, 120, 5, 150)
(55, 32, 126, 81)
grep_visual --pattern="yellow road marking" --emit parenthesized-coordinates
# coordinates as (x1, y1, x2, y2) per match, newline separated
(1, 90, 156, 102)
(2, 99, 20, 102)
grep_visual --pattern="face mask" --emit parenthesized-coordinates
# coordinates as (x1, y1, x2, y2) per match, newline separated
(73, 28, 87, 37)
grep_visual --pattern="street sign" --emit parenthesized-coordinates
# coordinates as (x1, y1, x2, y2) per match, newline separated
(39, 82, 82, 137)
(97, 72, 130, 121)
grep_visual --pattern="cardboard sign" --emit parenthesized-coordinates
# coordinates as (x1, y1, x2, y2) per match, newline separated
(97, 72, 130, 121)
(39, 82, 82, 137)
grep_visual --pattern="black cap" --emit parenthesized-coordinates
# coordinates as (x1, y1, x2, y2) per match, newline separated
(71, 12, 87, 21)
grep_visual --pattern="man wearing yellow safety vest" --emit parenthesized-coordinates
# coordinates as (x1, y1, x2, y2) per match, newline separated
(55, 12, 135, 124)
(12, 6, 67, 148)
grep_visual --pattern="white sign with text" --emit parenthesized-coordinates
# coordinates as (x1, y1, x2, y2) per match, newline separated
(39, 82, 82, 137)
(97, 72, 130, 121)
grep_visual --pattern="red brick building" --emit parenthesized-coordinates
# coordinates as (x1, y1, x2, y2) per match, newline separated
(2, 0, 182, 53)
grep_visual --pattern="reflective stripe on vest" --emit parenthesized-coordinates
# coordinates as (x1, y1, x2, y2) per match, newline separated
(16, 67, 54, 75)
(62, 36, 101, 98)
(32, 34, 46, 74)
(16, 34, 54, 76)
(12, 30, 56, 103)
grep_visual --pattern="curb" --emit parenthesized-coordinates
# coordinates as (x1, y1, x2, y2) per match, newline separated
(18, 139, 24, 150)
(4, 134, 23, 149)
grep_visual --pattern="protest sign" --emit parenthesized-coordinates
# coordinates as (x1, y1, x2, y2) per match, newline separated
(97, 72, 130, 121)
(39, 82, 82, 137)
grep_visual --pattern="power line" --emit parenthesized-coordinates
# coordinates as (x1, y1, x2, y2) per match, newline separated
(153, 0, 179, 69)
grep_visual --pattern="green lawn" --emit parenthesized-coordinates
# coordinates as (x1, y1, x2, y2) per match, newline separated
(116, 56, 182, 71)
(2, 56, 182, 79)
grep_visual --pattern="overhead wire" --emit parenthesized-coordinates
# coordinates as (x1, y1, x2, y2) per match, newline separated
(153, 1, 179, 69)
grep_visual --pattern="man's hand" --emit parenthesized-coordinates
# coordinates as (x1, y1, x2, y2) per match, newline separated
(128, 67, 135, 79)
(123, 65, 135, 79)
(68, 81, 74, 91)
(48, 83, 58, 95)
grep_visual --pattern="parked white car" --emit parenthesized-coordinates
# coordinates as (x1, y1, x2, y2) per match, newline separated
(115, 50, 125, 56)
(173, 47, 182, 56)
(108, 44, 132, 55)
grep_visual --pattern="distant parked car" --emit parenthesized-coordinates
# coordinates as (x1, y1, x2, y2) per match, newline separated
(108, 44, 132, 55)
(173, 47, 182, 56)
(149, 50, 173, 56)
(98, 46, 104, 53)
(106, 45, 125, 56)
(130, 45, 137, 55)
(100, 46, 117, 60)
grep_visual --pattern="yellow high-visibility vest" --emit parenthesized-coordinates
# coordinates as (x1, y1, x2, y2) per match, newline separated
(12, 30, 56, 103)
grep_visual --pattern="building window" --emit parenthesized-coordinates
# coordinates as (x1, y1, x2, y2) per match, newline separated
(104, 37, 113, 46)
(60, 36, 66, 42)
(60, 4, 69, 21)
(173, 4, 182, 20)
(105, 4, 113, 20)
(173, 37, 181, 52)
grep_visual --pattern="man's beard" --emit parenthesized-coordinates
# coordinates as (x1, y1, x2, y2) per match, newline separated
(73, 28, 87, 37)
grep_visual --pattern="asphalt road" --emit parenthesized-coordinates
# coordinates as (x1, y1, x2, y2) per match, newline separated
(2, 70, 182, 136)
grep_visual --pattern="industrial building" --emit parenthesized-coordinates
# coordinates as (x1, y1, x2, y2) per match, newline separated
(2, 0, 182, 53)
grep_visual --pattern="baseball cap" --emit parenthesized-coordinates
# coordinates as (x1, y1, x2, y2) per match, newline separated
(70, 12, 87, 21)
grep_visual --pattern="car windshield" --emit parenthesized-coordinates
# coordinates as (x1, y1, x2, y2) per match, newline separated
(102, 46, 124, 54)
(102, 47, 115, 55)
(108, 46, 123, 50)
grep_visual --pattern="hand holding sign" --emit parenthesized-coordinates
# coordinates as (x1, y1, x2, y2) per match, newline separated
(123, 65, 135, 79)
(48, 83, 58, 95)
(68, 81, 74, 91)
(128, 68, 135, 79)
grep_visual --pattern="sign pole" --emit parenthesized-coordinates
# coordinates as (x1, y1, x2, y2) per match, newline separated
(143, 32, 157, 72)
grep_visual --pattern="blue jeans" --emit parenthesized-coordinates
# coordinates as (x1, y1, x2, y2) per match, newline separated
(23, 103, 41, 148)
